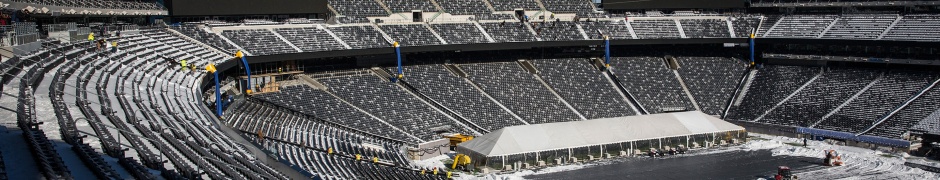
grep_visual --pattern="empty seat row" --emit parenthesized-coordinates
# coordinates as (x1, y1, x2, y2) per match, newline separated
(817, 70, 937, 133)
(319, 74, 474, 141)
(676, 57, 748, 116)
(533, 58, 637, 119)
(480, 22, 537, 42)
(609, 57, 695, 114)
(328, 26, 391, 49)
(380, 24, 443, 46)
(221, 29, 297, 55)
(759, 67, 881, 127)
(274, 27, 347, 52)
(461, 62, 582, 124)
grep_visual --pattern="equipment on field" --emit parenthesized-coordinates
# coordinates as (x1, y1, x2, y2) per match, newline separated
(774, 166, 798, 180)
(452, 154, 472, 170)
(445, 134, 474, 148)
(824, 150, 843, 166)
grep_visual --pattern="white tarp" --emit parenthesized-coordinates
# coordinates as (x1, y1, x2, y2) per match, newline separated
(458, 111, 745, 156)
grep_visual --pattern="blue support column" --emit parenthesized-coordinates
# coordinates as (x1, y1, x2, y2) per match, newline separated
(604, 36, 611, 68)
(393, 42, 403, 82)
(749, 33, 756, 65)
(241, 56, 252, 93)
(214, 71, 222, 117)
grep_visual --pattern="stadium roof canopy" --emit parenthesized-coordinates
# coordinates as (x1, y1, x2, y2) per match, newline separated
(457, 111, 745, 157)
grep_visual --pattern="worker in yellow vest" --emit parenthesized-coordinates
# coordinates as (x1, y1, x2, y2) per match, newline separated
(372, 157, 378, 163)
(88, 32, 95, 48)
(180, 60, 188, 70)
(446, 171, 452, 178)
(432, 167, 438, 175)
(355, 154, 361, 161)
(328, 147, 333, 154)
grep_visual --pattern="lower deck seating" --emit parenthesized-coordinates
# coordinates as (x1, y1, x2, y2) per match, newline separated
(461, 62, 582, 124)
(252, 139, 445, 180)
(726, 65, 820, 121)
(402, 65, 525, 131)
(676, 57, 747, 116)
(255, 85, 421, 143)
(533, 58, 636, 119)
(320, 74, 473, 141)
(224, 101, 411, 165)
(816, 70, 936, 133)
(867, 80, 940, 139)
(759, 68, 881, 127)
(610, 57, 694, 114)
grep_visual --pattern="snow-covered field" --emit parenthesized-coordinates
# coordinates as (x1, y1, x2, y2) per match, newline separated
(456, 133, 940, 180)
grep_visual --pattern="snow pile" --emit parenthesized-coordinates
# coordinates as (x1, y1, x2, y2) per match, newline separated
(412, 154, 451, 170)
(749, 134, 939, 179)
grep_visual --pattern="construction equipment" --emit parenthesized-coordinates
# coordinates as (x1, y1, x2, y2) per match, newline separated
(444, 134, 474, 148)
(824, 150, 844, 166)
(451, 154, 472, 170)
(774, 166, 798, 180)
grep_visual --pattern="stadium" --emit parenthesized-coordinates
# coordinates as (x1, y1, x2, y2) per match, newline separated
(1, 0, 940, 179)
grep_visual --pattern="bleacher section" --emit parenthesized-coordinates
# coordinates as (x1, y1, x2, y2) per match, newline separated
(817, 70, 937, 133)
(319, 74, 473, 141)
(328, 0, 389, 23)
(274, 27, 346, 52)
(487, 0, 541, 11)
(765, 15, 839, 38)
(1, 30, 291, 179)
(383, 0, 438, 13)
(541, 0, 595, 15)
(867, 80, 940, 139)
(380, 24, 443, 46)
(532, 58, 636, 119)
(610, 57, 695, 114)
(727, 65, 821, 121)
(680, 19, 731, 38)
(533, 21, 585, 41)
(676, 57, 747, 116)
(171, 25, 238, 52)
(401, 65, 525, 131)
(759, 68, 881, 127)
(461, 62, 582, 124)
(429, 23, 490, 44)
(251, 139, 445, 180)
(221, 29, 297, 55)
(255, 85, 421, 143)
(822, 14, 897, 40)
(224, 101, 411, 165)
(6, 0, 165, 10)
(479, 22, 537, 42)
(579, 20, 633, 39)
(882, 15, 940, 41)
(328, 26, 390, 49)
(436, 0, 492, 15)
(731, 16, 761, 37)
(630, 20, 682, 39)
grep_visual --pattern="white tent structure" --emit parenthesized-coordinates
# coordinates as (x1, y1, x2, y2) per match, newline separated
(456, 111, 746, 169)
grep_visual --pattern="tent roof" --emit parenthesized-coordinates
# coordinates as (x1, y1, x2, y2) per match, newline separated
(457, 111, 745, 156)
